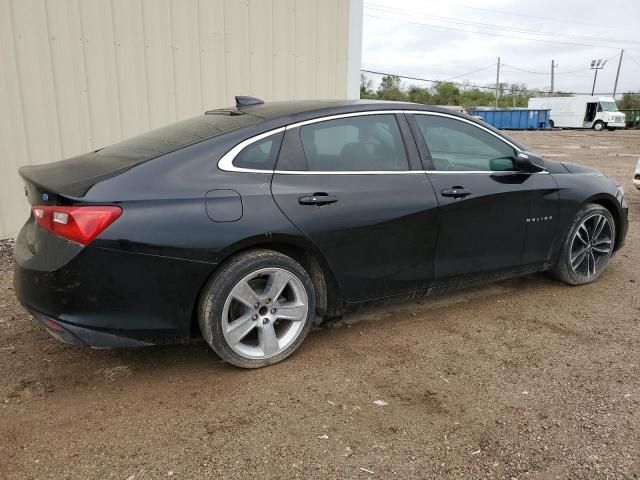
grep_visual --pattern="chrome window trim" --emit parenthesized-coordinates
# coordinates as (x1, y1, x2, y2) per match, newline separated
(217, 109, 528, 174)
(273, 170, 424, 175)
(286, 110, 405, 128)
(409, 111, 522, 151)
(217, 126, 286, 173)
(271, 170, 549, 175)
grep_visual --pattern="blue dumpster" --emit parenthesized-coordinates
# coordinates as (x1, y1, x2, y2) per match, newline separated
(470, 109, 550, 130)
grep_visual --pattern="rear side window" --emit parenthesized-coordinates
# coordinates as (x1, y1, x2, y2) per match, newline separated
(414, 115, 515, 171)
(299, 115, 408, 171)
(233, 132, 284, 170)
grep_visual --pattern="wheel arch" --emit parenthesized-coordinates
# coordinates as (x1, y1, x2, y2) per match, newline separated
(189, 234, 344, 336)
(583, 193, 623, 251)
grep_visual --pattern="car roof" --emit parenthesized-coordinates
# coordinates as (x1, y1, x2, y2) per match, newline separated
(209, 99, 527, 151)
(210, 99, 465, 124)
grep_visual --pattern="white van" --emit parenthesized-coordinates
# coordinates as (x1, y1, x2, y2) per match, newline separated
(528, 96, 626, 131)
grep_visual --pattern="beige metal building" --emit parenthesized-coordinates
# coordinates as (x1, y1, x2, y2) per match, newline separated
(0, 0, 363, 239)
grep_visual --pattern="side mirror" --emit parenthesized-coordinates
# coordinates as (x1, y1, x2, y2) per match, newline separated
(514, 151, 546, 172)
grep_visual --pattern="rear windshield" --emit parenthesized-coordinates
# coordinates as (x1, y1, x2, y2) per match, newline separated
(19, 112, 262, 197)
(96, 113, 261, 162)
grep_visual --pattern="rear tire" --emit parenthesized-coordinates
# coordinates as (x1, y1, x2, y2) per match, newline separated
(198, 249, 316, 368)
(550, 204, 615, 285)
(593, 121, 605, 131)
(549, 119, 555, 128)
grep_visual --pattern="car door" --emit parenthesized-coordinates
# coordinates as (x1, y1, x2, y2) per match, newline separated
(409, 112, 553, 282)
(271, 112, 439, 302)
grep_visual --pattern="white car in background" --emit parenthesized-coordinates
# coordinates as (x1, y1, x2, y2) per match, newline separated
(635, 158, 640, 190)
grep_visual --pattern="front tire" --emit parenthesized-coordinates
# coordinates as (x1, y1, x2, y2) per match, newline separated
(593, 121, 605, 131)
(198, 249, 316, 368)
(606, 126, 616, 131)
(550, 204, 615, 285)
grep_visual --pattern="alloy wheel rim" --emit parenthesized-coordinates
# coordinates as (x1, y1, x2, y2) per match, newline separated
(569, 213, 613, 279)
(222, 267, 308, 359)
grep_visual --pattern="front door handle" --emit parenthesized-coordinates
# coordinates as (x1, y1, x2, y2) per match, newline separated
(441, 187, 471, 198)
(298, 193, 338, 206)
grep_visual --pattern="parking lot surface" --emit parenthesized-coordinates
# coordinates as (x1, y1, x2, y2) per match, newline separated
(1, 129, 639, 479)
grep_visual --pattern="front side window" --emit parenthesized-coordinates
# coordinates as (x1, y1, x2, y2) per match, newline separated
(599, 101, 618, 112)
(299, 115, 409, 171)
(414, 115, 516, 171)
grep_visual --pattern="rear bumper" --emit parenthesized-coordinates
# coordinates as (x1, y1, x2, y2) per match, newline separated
(13, 237, 216, 347)
(24, 305, 152, 348)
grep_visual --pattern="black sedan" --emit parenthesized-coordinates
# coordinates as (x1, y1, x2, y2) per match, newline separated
(14, 98, 628, 368)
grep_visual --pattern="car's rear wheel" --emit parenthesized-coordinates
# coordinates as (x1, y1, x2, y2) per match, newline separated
(198, 249, 316, 368)
(550, 204, 615, 285)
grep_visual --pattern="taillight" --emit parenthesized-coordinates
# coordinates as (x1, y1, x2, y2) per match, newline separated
(32, 205, 122, 245)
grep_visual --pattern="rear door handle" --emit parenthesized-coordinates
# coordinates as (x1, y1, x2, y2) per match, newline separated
(441, 187, 471, 198)
(298, 193, 338, 206)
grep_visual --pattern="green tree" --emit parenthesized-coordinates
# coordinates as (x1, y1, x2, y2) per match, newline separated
(431, 82, 460, 105)
(360, 73, 377, 99)
(460, 88, 495, 111)
(618, 92, 640, 110)
(407, 86, 432, 104)
(377, 75, 407, 101)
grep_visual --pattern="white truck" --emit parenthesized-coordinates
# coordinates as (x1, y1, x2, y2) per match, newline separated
(528, 96, 626, 131)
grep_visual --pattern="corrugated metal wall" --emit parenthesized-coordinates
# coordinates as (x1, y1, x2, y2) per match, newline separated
(0, 0, 362, 239)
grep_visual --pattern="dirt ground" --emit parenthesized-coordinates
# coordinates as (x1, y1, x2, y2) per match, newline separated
(1, 129, 639, 480)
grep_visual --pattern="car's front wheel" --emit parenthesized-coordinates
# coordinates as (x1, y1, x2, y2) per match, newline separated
(550, 204, 615, 285)
(199, 249, 316, 368)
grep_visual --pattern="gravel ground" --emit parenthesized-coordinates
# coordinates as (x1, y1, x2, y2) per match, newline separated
(1, 130, 639, 480)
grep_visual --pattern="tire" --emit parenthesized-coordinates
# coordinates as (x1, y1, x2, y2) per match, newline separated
(198, 249, 316, 368)
(592, 121, 605, 131)
(549, 119, 555, 128)
(606, 126, 616, 131)
(550, 204, 615, 285)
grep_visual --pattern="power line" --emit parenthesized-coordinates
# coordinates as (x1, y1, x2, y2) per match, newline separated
(361, 69, 640, 96)
(361, 69, 550, 93)
(444, 63, 497, 81)
(364, 13, 629, 51)
(442, 2, 639, 33)
(502, 55, 619, 76)
(625, 51, 640, 68)
(365, 4, 640, 48)
(502, 64, 557, 75)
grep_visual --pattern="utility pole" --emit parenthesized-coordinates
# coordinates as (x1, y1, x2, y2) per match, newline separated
(512, 84, 516, 108)
(495, 57, 500, 108)
(613, 49, 624, 97)
(550, 60, 555, 95)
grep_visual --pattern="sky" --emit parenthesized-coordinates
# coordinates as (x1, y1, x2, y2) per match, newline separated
(361, 0, 640, 96)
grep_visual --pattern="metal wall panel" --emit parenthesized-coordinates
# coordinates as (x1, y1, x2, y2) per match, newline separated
(0, 0, 361, 239)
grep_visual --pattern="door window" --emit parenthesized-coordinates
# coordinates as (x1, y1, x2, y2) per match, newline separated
(299, 115, 408, 171)
(414, 115, 516, 171)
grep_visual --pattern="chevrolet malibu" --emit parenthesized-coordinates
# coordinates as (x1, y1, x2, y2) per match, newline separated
(14, 98, 628, 368)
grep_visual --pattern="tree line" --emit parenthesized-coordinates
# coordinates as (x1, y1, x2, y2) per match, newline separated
(361, 74, 639, 111)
